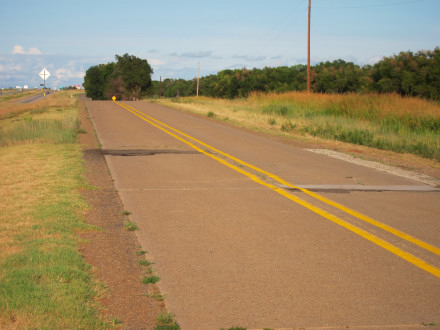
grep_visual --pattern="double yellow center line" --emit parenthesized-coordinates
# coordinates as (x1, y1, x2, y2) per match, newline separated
(113, 100, 440, 279)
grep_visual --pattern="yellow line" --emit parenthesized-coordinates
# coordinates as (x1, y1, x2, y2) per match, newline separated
(121, 102, 440, 258)
(113, 100, 440, 279)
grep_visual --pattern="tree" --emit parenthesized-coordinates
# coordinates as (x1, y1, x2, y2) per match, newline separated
(114, 54, 153, 100)
(83, 63, 115, 100)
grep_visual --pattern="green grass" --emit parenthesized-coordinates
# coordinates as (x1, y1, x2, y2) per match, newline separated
(0, 92, 107, 328)
(138, 259, 153, 266)
(142, 275, 160, 284)
(124, 221, 138, 231)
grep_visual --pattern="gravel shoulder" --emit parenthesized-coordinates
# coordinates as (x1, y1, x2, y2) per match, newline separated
(78, 95, 165, 329)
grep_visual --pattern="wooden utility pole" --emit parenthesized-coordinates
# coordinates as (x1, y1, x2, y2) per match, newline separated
(307, 0, 311, 93)
(159, 76, 162, 97)
(197, 61, 200, 97)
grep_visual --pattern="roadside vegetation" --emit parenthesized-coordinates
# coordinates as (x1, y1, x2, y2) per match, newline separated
(0, 91, 107, 328)
(83, 53, 153, 101)
(153, 91, 440, 161)
(0, 89, 42, 103)
(152, 47, 440, 100)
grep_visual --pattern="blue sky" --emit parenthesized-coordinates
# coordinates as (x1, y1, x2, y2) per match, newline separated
(1, 0, 439, 88)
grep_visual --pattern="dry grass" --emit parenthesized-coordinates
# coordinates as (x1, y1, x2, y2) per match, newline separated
(0, 90, 82, 120)
(248, 91, 440, 120)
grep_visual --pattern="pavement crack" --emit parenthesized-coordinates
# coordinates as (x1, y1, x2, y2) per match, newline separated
(100, 149, 200, 157)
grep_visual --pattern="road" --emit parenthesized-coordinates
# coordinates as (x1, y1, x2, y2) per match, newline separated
(14, 91, 52, 103)
(86, 99, 440, 330)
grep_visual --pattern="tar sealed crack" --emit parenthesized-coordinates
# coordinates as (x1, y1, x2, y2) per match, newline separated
(101, 149, 200, 156)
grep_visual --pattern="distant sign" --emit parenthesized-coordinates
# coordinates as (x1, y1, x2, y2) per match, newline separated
(39, 68, 51, 80)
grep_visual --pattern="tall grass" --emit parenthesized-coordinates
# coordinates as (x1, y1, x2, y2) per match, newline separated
(0, 111, 79, 146)
(0, 91, 83, 146)
(155, 92, 440, 160)
(0, 90, 80, 120)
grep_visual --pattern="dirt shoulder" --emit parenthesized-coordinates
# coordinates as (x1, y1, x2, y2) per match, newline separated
(78, 95, 165, 329)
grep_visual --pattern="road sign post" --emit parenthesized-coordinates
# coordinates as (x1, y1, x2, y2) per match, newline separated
(39, 68, 51, 98)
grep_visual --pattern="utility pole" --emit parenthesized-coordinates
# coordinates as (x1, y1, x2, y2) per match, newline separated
(159, 76, 162, 98)
(197, 61, 200, 97)
(307, 0, 311, 93)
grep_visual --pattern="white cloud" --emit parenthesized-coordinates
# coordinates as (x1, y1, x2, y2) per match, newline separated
(12, 45, 26, 54)
(0, 63, 22, 72)
(149, 58, 165, 65)
(363, 55, 384, 66)
(55, 68, 85, 79)
(12, 45, 42, 55)
(28, 47, 42, 55)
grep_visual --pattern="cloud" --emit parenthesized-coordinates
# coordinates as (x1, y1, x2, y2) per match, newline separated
(54, 68, 85, 79)
(149, 58, 165, 65)
(0, 63, 22, 72)
(363, 55, 383, 65)
(28, 47, 42, 55)
(232, 55, 266, 61)
(12, 45, 42, 55)
(179, 51, 212, 58)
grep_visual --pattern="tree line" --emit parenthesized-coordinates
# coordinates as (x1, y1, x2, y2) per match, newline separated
(152, 47, 440, 100)
(83, 47, 439, 101)
(83, 54, 153, 100)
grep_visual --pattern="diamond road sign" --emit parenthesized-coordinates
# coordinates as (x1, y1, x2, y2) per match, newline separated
(39, 68, 51, 80)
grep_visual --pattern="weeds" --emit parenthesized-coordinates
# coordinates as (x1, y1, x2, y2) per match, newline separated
(155, 312, 180, 330)
(124, 221, 138, 231)
(145, 292, 166, 301)
(142, 275, 160, 284)
(138, 259, 153, 266)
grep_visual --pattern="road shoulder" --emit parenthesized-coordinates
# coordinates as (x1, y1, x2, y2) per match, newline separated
(78, 96, 165, 329)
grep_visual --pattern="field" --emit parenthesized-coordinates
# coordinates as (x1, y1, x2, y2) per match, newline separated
(0, 91, 107, 328)
(153, 92, 440, 161)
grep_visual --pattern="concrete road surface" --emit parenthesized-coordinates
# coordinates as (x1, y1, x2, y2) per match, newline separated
(86, 99, 440, 330)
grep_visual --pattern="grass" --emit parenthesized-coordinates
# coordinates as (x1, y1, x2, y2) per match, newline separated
(155, 312, 180, 330)
(0, 91, 108, 328)
(142, 275, 160, 284)
(138, 259, 153, 266)
(124, 221, 138, 231)
(136, 249, 148, 255)
(145, 291, 166, 301)
(153, 92, 440, 161)
(0, 89, 42, 103)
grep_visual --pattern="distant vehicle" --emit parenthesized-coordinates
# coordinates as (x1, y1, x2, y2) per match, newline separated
(23, 85, 29, 89)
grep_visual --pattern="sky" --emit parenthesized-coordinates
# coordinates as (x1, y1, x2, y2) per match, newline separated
(1, 0, 439, 88)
